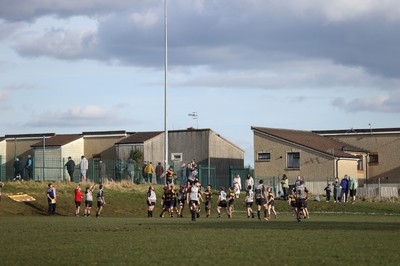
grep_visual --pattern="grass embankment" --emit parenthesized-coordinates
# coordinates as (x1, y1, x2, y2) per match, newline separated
(1, 181, 399, 217)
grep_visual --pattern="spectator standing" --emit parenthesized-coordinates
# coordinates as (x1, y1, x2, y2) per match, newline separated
(348, 176, 358, 204)
(245, 174, 254, 191)
(65, 157, 76, 182)
(332, 177, 341, 203)
(340, 175, 349, 202)
(281, 174, 289, 200)
(144, 162, 154, 184)
(79, 155, 89, 182)
(127, 159, 135, 183)
(13, 158, 24, 181)
(233, 174, 242, 198)
(155, 162, 164, 185)
(233, 175, 242, 197)
(324, 184, 332, 202)
(25, 155, 33, 180)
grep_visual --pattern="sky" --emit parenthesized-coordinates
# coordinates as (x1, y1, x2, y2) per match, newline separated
(1, 0, 400, 166)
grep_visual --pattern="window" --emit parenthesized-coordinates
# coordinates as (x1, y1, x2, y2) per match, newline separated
(257, 152, 271, 161)
(369, 154, 379, 165)
(171, 153, 183, 161)
(287, 152, 300, 169)
(357, 157, 364, 171)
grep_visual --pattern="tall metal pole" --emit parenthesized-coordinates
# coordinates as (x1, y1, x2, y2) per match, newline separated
(164, 0, 169, 176)
(43, 135, 45, 181)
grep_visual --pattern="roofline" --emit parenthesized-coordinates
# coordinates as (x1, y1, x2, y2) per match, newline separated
(251, 126, 358, 159)
(5, 133, 56, 139)
(82, 130, 127, 137)
(313, 127, 400, 136)
(168, 128, 211, 133)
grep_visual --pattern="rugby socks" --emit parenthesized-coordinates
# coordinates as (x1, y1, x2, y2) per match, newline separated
(257, 211, 260, 219)
(264, 209, 267, 218)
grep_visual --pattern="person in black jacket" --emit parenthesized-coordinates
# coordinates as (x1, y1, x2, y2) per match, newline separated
(13, 157, 24, 181)
(65, 157, 76, 182)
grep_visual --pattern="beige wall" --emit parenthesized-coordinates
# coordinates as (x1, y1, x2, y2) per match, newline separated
(169, 130, 209, 165)
(144, 133, 164, 165)
(254, 131, 335, 182)
(84, 136, 126, 160)
(209, 133, 244, 160)
(61, 138, 84, 162)
(331, 134, 400, 182)
(337, 159, 359, 180)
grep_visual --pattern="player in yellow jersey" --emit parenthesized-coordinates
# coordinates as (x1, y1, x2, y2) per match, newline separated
(226, 187, 235, 219)
(204, 185, 212, 218)
(288, 189, 297, 216)
(266, 187, 277, 219)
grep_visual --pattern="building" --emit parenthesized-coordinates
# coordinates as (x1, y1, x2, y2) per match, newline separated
(116, 128, 245, 188)
(0, 128, 244, 187)
(3, 133, 55, 180)
(313, 127, 400, 183)
(31, 134, 83, 181)
(252, 126, 367, 185)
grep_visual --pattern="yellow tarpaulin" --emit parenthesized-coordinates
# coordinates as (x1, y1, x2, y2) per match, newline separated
(8, 194, 36, 202)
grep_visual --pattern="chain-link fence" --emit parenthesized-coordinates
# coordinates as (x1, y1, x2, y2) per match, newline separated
(254, 175, 400, 199)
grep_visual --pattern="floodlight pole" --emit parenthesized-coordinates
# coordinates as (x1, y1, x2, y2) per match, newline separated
(164, 0, 169, 176)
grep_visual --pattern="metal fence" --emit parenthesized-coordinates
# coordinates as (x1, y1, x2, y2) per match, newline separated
(0, 157, 231, 189)
(254, 176, 400, 199)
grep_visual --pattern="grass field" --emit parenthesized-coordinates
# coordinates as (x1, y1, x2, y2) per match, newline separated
(1, 181, 400, 265)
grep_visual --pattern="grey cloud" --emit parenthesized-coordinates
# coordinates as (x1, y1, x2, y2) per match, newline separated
(332, 93, 400, 113)
(0, 0, 158, 22)
(25, 106, 128, 128)
(7, 1, 400, 83)
(0, 20, 26, 40)
(15, 27, 98, 60)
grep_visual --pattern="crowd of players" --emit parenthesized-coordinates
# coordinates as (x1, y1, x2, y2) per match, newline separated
(146, 175, 310, 222)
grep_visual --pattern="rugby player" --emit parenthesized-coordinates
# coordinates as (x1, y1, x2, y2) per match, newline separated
(254, 180, 268, 221)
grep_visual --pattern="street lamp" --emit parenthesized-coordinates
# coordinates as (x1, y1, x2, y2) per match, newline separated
(164, 0, 169, 172)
